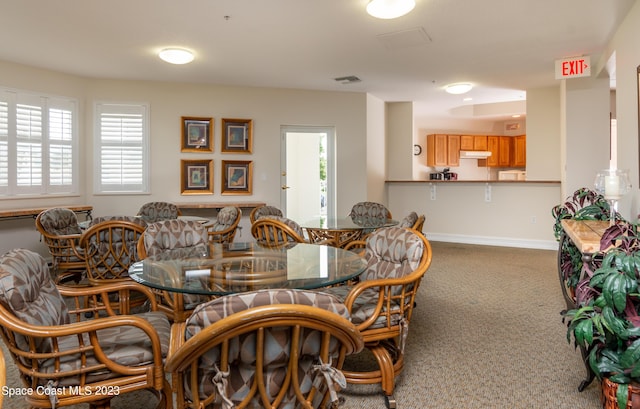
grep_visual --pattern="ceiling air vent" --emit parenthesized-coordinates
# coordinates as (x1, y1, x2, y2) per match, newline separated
(334, 75, 361, 84)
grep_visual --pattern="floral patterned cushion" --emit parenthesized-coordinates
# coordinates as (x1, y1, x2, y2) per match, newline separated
(209, 206, 240, 232)
(137, 202, 179, 223)
(348, 202, 390, 219)
(143, 219, 208, 257)
(183, 289, 350, 406)
(252, 205, 283, 221)
(0, 249, 70, 352)
(38, 208, 82, 235)
(399, 211, 419, 228)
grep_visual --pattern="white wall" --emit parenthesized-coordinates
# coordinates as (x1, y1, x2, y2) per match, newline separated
(0, 61, 370, 256)
(365, 94, 386, 205)
(607, 1, 640, 221)
(525, 87, 561, 183)
(386, 101, 413, 180)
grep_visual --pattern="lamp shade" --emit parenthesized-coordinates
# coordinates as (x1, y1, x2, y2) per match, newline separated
(366, 0, 415, 19)
(158, 48, 194, 65)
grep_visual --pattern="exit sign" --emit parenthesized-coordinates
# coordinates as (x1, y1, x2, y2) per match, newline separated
(555, 56, 591, 79)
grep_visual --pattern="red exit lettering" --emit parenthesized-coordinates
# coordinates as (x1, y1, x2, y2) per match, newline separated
(562, 59, 588, 76)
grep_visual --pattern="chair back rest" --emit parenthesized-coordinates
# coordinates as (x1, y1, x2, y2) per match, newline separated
(398, 211, 419, 228)
(348, 201, 392, 219)
(36, 208, 82, 236)
(139, 219, 208, 259)
(171, 289, 362, 408)
(207, 206, 242, 244)
(251, 215, 305, 246)
(360, 226, 427, 284)
(137, 201, 180, 223)
(79, 220, 146, 282)
(249, 205, 283, 223)
(0, 249, 70, 352)
(89, 215, 148, 227)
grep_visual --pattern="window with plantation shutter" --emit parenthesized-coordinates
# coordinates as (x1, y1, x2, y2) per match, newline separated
(0, 88, 78, 197)
(94, 102, 149, 193)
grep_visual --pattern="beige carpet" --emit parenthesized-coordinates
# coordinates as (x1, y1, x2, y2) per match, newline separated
(2, 241, 603, 408)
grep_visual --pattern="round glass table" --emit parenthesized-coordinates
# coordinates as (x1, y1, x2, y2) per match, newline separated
(301, 216, 398, 248)
(129, 242, 367, 296)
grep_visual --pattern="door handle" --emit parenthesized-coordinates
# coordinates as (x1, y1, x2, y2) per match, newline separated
(281, 185, 290, 190)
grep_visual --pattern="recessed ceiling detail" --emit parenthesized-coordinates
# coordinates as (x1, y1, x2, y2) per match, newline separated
(376, 27, 432, 50)
(334, 76, 361, 84)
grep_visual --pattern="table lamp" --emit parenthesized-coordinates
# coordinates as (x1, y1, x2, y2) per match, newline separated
(594, 169, 632, 226)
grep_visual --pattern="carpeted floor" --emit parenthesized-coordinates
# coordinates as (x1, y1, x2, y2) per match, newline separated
(1, 241, 603, 408)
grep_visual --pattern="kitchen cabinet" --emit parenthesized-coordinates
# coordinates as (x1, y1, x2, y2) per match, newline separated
(460, 135, 488, 151)
(427, 134, 460, 167)
(510, 135, 526, 167)
(478, 136, 509, 167)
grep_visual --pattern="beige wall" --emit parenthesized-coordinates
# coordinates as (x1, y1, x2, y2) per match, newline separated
(0, 62, 370, 256)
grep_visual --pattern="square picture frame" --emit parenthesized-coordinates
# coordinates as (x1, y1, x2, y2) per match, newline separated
(221, 160, 253, 195)
(181, 116, 213, 152)
(180, 159, 213, 195)
(221, 118, 253, 154)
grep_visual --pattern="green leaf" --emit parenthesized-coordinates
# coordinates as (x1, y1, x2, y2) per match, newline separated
(603, 306, 627, 338)
(616, 383, 629, 409)
(574, 319, 593, 345)
(604, 273, 630, 313)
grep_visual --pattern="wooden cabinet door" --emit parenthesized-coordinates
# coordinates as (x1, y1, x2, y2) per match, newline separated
(480, 136, 499, 167)
(460, 135, 474, 150)
(427, 134, 448, 166)
(498, 136, 510, 166)
(474, 135, 488, 151)
(511, 135, 526, 167)
(447, 135, 460, 167)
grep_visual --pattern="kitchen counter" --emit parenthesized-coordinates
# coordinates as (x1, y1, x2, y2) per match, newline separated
(386, 180, 560, 184)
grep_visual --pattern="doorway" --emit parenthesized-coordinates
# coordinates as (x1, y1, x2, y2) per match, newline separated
(280, 126, 335, 224)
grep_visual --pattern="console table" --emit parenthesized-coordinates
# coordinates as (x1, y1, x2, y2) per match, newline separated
(0, 205, 93, 222)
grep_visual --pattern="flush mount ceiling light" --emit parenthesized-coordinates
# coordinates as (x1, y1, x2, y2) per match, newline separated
(445, 83, 473, 95)
(158, 48, 194, 65)
(366, 0, 415, 19)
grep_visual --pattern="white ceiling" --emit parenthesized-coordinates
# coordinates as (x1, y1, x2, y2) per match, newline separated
(0, 0, 635, 129)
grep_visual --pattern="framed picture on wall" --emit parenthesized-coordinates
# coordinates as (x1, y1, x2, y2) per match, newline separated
(221, 160, 253, 195)
(221, 118, 253, 153)
(181, 116, 213, 152)
(180, 159, 213, 194)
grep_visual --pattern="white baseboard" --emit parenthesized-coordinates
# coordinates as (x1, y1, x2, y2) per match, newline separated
(424, 232, 558, 250)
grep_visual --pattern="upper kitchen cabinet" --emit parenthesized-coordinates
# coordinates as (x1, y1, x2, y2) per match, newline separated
(461, 135, 488, 151)
(427, 134, 460, 167)
(510, 135, 526, 167)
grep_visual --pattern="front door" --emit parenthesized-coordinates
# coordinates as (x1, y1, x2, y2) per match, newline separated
(280, 126, 335, 223)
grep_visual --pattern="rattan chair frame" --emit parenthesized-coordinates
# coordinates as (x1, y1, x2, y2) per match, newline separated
(166, 304, 364, 409)
(251, 217, 337, 247)
(136, 220, 212, 322)
(79, 220, 147, 285)
(340, 228, 433, 408)
(207, 206, 242, 244)
(248, 205, 283, 224)
(35, 209, 86, 284)
(0, 280, 171, 409)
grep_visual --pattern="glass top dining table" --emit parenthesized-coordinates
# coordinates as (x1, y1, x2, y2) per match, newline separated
(301, 216, 398, 248)
(128, 242, 367, 296)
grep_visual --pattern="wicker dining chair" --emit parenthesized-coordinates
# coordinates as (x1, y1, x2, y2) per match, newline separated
(251, 216, 336, 247)
(137, 201, 181, 223)
(0, 248, 172, 409)
(321, 226, 432, 409)
(35, 207, 86, 284)
(248, 204, 283, 223)
(166, 289, 364, 409)
(137, 218, 212, 322)
(207, 206, 242, 244)
(79, 218, 147, 285)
